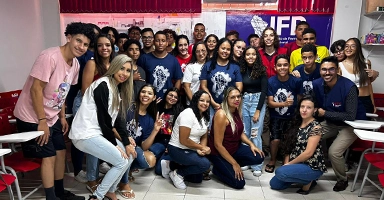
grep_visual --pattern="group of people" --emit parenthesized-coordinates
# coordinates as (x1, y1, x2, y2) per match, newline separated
(12, 20, 380, 200)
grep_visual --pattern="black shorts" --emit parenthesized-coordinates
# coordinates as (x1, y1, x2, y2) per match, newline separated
(269, 118, 292, 140)
(16, 118, 66, 158)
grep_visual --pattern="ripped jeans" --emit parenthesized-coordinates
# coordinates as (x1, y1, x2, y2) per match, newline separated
(242, 92, 266, 171)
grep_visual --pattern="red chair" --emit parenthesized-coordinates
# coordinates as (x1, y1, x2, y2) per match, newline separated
(378, 173, 384, 200)
(0, 173, 17, 199)
(358, 152, 384, 197)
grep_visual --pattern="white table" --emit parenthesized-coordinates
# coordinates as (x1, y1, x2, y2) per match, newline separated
(9, 119, 16, 124)
(345, 120, 384, 130)
(0, 131, 44, 144)
(354, 129, 384, 143)
(367, 113, 379, 118)
(0, 149, 11, 157)
(376, 107, 384, 111)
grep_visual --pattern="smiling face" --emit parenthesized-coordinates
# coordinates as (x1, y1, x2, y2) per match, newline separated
(263, 29, 275, 47)
(245, 48, 257, 66)
(320, 61, 338, 84)
(333, 46, 346, 61)
(250, 37, 260, 48)
(302, 33, 316, 45)
(139, 86, 156, 106)
(300, 99, 316, 120)
(198, 93, 210, 113)
(129, 29, 141, 41)
(67, 34, 91, 58)
(218, 41, 231, 60)
(233, 41, 246, 58)
(195, 43, 207, 64)
(295, 24, 309, 40)
(274, 58, 290, 77)
(97, 37, 112, 58)
(177, 38, 189, 57)
(126, 43, 140, 61)
(166, 33, 175, 47)
(193, 25, 206, 42)
(206, 36, 217, 51)
(142, 31, 154, 48)
(344, 40, 357, 57)
(113, 62, 132, 84)
(165, 91, 178, 106)
(227, 89, 242, 109)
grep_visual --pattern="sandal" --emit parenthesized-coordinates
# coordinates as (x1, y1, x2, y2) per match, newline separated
(86, 182, 99, 194)
(203, 170, 211, 180)
(117, 189, 135, 199)
(128, 171, 135, 182)
(131, 168, 139, 173)
(296, 180, 317, 195)
(264, 164, 275, 173)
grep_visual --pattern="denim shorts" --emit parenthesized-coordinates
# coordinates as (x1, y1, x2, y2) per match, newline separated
(16, 118, 66, 158)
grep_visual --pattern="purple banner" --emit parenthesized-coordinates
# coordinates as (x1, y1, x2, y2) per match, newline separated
(226, 13, 333, 48)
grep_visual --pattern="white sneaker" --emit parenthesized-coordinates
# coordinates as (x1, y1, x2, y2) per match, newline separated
(169, 170, 186, 190)
(253, 170, 262, 177)
(74, 170, 88, 183)
(99, 162, 111, 174)
(161, 160, 171, 179)
(241, 166, 250, 171)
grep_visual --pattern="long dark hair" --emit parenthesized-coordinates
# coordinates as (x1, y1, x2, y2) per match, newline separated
(135, 84, 157, 127)
(172, 35, 190, 56)
(158, 87, 184, 125)
(346, 38, 369, 86)
(204, 34, 219, 57)
(281, 95, 318, 155)
(190, 90, 210, 127)
(239, 46, 266, 79)
(94, 34, 115, 76)
(208, 38, 234, 74)
(188, 41, 208, 64)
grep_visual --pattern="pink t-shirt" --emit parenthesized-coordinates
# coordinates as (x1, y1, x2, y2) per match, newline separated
(14, 47, 79, 126)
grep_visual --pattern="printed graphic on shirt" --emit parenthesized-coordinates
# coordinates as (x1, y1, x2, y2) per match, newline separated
(46, 76, 71, 110)
(273, 88, 292, 115)
(153, 65, 170, 92)
(211, 71, 232, 98)
(181, 63, 187, 73)
(126, 119, 143, 139)
(303, 80, 313, 94)
(160, 114, 174, 135)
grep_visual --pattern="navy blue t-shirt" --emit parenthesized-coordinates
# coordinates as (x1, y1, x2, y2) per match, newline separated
(199, 61, 242, 104)
(293, 63, 321, 95)
(137, 53, 182, 98)
(126, 106, 155, 145)
(268, 75, 303, 119)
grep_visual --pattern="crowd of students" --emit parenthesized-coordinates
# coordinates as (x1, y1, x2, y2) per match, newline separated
(12, 20, 381, 200)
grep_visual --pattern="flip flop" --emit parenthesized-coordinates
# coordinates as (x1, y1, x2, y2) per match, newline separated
(117, 189, 135, 199)
(296, 180, 317, 195)
(264, 164, 275, 173)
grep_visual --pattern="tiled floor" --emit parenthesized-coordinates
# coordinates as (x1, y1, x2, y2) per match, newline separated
(2, 159, 383, 200)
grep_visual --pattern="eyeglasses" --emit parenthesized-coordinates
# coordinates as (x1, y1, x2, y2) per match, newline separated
(196, 49, 207, 54)
(335, 49, 344, 54)
(345, 45, 356, 49)
(168, 94, 178, 99)
(321, 67, 336, 73)
(142, 36, 154, 41)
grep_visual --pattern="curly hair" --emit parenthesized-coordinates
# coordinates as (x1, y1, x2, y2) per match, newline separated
(239, 46, 266, 79)
(94, 34, 115, 77)
(330, 39, 346, 54)
(208, 38, 234, 74)
(171, 35, 190, 56)
(158, 87, 184, 125)
(135, 84, 158, 126)
(64, 22, 95, 45)
(190, 90, 210, 127)
(259, 27, 280, 49)
(281, 94, 318, 155)
(188, 41, 208, 64)
(123, 39, 142, 55)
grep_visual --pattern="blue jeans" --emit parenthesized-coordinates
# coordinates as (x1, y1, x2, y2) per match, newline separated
(86, 153, 100, 181)
(242, 92, 266, 171)
(209, 144, 264, 189)
(72, 91, 82, 115)
(72, 136, 132, 199)
(168, 145, 210, 178)
(270, 163, 323, 190)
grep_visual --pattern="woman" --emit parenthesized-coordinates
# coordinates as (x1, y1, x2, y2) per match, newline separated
(270, 95, 326, 195)
(123, 39, 146, 97)
(232, 39, 246, 64)
(208, 87, 264, 189)
(164, 29, 177, 53)
(239, 46, 268, 177)
(69, 54, 136, 200)
(340, 38, 376, 113)
(204, 34, 219, 59)
(72, 34, 115, 190)
(200, 38, 243, 122)
(172, 34, 192, 73)
(166, 90, 211, 189)
(182, 41, 208, 105)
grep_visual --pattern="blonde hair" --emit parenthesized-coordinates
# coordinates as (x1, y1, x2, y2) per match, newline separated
(221, 86, 242, 132)
(103, 54, 134, 119)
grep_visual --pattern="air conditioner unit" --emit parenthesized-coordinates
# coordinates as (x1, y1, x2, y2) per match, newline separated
(203, 0, 277, 3)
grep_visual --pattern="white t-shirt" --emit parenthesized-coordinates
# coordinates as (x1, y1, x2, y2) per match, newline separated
(168, 108, 208, 149)
(182, 62, 203, 105)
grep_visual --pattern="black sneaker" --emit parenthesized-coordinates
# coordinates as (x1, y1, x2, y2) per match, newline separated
(333, 180, 348, 192)
(59, 190, 85, 200)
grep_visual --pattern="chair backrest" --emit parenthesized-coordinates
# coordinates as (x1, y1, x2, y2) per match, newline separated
(0, 107, 15, 119)
(0, 114, 11, 136)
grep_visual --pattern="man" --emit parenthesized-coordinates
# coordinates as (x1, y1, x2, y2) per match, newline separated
(13, 22, 94, 200)
(188, 23, 206, 54)
(137, 31, 183, 98)
(117, 33, 129, 54)
(291, 44, 321, 95)
(247, 33, 260, 50)
(226, 30, 239, 44)
(140, 28, 155, 54)
(284, 21, 310, 57)
(128, 26, 141, 41)
(290, 28, 329, 71)
(313, 56, 366, 192)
